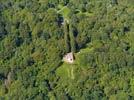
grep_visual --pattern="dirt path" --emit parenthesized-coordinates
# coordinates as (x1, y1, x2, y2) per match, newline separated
(71, 67, 74, 79)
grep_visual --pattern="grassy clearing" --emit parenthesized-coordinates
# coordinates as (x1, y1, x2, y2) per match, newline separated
(56, 63, 75, 79)
(56, 43, 94, 79)
(57, 6, 70, 18)
(57, 4, 64, 9)
(76, 12, 94, 17)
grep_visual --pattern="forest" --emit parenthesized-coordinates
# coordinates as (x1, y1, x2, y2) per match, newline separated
(0, 0, 134, 99)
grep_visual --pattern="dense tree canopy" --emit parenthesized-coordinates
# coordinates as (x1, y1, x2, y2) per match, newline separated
(0, 0, 134, 99)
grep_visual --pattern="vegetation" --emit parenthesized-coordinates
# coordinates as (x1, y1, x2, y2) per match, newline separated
(0, 0, 134, 99)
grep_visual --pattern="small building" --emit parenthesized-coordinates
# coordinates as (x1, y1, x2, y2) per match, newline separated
(63, 52, 74, 63)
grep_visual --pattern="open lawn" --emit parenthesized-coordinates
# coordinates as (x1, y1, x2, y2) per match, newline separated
(56, 43, 94, 80)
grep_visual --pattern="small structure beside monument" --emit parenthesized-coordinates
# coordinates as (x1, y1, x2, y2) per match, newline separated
(63, 52, 74, 64)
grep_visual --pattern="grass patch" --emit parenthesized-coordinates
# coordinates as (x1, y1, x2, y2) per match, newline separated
(77, 12, 94, 17)
(57, 6, 71, 18)
(57, 4, 64, 9)
(56, 63, 75, 79)
(55, 64, 78, 80)
(56, 43, 95, 79)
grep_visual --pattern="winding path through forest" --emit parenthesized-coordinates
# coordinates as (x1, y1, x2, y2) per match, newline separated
(56, 5, 93, 80)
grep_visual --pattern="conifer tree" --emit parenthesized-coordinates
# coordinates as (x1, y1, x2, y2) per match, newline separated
(64, 19, 70, 53)
(69, 24, 77, 53)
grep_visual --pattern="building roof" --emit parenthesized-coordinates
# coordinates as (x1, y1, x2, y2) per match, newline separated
(63, 52, 74, 63)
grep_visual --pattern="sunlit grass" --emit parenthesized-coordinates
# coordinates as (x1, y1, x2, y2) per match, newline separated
(56, 43, 95, 79)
